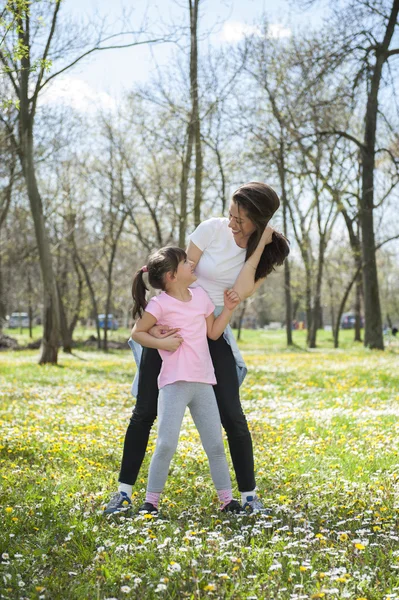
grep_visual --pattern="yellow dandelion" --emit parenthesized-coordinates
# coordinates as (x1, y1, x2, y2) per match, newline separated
(204, 584, 216, 591)
(5, 507, 13, 513)
(355, 543, 365, 550)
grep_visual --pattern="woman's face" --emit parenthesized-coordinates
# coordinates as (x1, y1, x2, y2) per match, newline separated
(228, 201, 256, 248)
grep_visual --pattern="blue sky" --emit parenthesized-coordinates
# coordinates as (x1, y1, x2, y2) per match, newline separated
(42, 0, 324, 110)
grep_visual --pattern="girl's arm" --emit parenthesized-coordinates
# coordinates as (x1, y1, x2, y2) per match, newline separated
(206, 290, 240, 340)
(233, 226, 274, 300)
(132, 312, 183, 352)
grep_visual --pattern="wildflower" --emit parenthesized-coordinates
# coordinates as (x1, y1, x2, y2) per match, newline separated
(168, 562, 181, 573)
(120, 586, 131, 593)
(204, 584, 216, 591)
(354, 543, 365, 550)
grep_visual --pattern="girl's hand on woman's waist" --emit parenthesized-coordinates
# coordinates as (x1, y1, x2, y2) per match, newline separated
(149, 324, 181, 339)
(159, 334, 184, 352)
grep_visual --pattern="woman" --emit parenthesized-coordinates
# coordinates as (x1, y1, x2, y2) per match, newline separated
(104, 181, 290, 514)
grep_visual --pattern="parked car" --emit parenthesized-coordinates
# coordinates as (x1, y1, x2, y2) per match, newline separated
(340, 312, 364, 329)
(9, 312, 29, 328)
(97, 314, 118, 330)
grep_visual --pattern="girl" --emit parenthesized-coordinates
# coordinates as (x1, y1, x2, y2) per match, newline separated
(126, 246, 242, 514)
(105, 182, 290, 515)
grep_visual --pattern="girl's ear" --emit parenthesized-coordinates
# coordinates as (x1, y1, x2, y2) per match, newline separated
(164, 270, 176, 283)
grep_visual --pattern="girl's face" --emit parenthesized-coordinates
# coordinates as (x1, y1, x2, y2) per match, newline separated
(175, 258, 197, 285)
(228, 201, 256, 248)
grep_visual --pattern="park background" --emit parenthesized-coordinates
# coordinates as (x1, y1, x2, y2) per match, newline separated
(1, 0, 399, 599)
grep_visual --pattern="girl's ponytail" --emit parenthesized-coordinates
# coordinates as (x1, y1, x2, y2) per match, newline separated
(132, 268, 149, 319)
(131, 247, 186, 320)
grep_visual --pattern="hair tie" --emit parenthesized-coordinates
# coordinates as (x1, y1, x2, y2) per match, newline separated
(141, 265, 148, 273)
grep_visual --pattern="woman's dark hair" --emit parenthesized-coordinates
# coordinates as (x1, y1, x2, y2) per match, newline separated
(132, 246, 187, 319)
(232, 181, 290, 281)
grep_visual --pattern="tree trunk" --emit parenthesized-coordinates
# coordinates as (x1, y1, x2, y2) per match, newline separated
(20, 115, 59, 363)
(179, 121, 195, 248)
(27, 272, 33, 339)
(75, 253, 102, 349)
(0, 251, 5, 335)
(359, 36, 391, 350)
(334, 267, 360, 348)
(58, 286, 72, 353)
(354, 269, 362, 342)
(279, 146, 293, 346)
(308, 237, 325, 348)
(305, 265, 312, 345)
(360, 149, 383, 348)
(191, 0, 202, 228)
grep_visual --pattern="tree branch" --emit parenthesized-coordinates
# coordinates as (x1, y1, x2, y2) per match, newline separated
(39, 35, 173, 93)
(32, 0, 62, 113)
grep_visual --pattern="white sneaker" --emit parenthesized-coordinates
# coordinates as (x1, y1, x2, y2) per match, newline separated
(242, 495, 272, 515)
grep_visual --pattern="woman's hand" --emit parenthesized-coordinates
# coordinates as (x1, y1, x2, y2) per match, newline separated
(261, 225, 275, 246)
(149, 324, 181, 339)
(224, 289, 240, 311)
(160, 334, 184, 352)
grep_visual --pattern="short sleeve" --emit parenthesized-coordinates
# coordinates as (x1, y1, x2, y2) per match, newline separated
(196, 286, 215, 318)
(188, 217, 220, 251)
(145, 297, 163, 321)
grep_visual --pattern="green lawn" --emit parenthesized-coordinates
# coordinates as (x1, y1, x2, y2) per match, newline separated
(1, 333, 399, 599)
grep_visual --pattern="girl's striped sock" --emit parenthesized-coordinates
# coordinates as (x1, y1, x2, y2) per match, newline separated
(145, 491, 161, 509)
(217, 488, 233, 509)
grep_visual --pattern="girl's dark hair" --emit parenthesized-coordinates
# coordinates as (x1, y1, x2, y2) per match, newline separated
(132, 246, 187, 319)
(232, 181, 290, 282)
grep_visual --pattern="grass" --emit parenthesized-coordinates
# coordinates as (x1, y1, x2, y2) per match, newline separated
(1, 330, 399, 599)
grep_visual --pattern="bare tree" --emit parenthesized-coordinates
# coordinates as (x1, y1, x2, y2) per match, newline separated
(0, 118, 16, 333)
(294, 0, 399, 349)
(0, 0, 172, 362)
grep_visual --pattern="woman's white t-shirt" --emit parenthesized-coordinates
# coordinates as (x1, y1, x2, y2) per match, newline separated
(188, 217, 246, 306)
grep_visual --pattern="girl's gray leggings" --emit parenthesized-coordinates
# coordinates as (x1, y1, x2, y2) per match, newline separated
(147, 381, 232, 493)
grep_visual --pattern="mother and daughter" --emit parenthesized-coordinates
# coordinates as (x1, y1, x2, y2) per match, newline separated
(104, 181, 290, 515)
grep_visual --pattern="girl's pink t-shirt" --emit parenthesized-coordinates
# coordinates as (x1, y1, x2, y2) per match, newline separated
(145, 287, 216, 389)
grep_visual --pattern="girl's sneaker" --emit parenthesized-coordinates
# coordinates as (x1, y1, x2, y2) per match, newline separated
(242, 495, 272, 515)
(138, 502, 158, 515)
(221, 499, 243, 513)
(103, 491, 132, 514)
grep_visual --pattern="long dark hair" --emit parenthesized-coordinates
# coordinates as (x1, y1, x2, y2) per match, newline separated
(232, 181, 290, 282)
(132, 246, 187, 318)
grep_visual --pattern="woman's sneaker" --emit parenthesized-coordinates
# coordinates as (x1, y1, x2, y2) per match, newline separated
(242, 495, 272, 515)
(103, 491, 132, 515)
(138, 502, 158, 515)
(221, 499, 243, 513)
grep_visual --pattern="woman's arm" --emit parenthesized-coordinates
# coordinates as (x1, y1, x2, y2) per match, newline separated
(206, 290, 240, 340)
(132, 312, 183, 352)
(233, 226, 273, 300)
(186, 240, 203, 268)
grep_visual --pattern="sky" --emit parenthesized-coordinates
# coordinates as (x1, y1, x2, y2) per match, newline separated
(41, 0, 325, 111)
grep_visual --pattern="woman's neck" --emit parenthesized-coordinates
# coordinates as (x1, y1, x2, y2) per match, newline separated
(164, 283, 191, 301)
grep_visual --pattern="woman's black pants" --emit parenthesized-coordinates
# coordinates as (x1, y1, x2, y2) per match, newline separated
(118, 335, 256, 492)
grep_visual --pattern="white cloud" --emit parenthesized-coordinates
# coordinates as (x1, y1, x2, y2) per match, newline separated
(40, 76, 116, 113)
(268, 24, 292, 39)
(220, 21, 291, 43)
